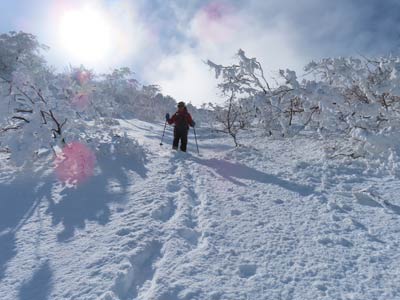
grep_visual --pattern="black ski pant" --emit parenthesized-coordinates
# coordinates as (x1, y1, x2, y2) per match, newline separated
(173, 128, 188, 152)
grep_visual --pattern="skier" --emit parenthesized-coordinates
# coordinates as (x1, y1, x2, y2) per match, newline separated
(165, 101, 196, 152)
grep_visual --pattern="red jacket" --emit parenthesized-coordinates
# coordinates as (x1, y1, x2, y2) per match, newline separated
(168, 110, 194, 129)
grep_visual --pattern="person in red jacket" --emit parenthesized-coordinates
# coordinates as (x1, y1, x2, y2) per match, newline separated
(166, 101, 195, 152)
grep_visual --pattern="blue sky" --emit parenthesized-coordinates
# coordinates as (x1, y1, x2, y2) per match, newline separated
(1, 0, 399, 105)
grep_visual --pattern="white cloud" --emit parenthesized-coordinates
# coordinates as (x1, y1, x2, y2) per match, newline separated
(148, 51, 221, 106)
(144, 1, 308, 106)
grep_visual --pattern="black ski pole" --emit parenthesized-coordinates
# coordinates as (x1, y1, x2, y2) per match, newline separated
(160, 120, 167, 146)
(193, 127, 200, 154)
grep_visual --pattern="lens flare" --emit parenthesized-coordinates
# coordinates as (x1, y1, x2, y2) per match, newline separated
(192, 1, 237, 44)
(71, 92, 91, 111)
(74, 70, 91, 86)
(204, 2, 227, 21)
(55, 142, 96, 185)
(58, 5, 112, 63)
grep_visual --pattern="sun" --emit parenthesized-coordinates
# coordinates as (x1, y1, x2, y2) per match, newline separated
(58, 6, 112, 64)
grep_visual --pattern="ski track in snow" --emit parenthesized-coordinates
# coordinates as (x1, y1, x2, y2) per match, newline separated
(1, 119, 400, 299)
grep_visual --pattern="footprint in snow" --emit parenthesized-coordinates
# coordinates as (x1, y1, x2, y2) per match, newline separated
(317, 237, 353, 248)
(353, 190, 400, 215)
(230, 209, 242, 216)
(113, 240, 162, 299)
(314, 282, 328, 292)
(116, 228, 131, 237)
(151, 198, 176, 222)
(382, 200, 400, 215)
(178, 228, 200, 245)
(353, 191, 382, 208)
(238, 264, 257, 278)
(167, 181, 181, 193)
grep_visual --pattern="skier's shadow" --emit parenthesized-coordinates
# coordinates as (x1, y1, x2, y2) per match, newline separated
(47, 152, 148, 242)
(190, 157, 314, 196)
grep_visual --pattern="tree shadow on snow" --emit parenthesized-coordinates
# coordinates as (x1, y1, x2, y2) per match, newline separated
(0, 179, 51, 281)
(18, 260, 53, 300)
(0, 232, 16, 281)
(47, 153, 148, 242)
(190, 157, 314, 196)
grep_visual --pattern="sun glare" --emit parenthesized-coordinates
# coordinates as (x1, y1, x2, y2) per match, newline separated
(58, 6, 112, 64)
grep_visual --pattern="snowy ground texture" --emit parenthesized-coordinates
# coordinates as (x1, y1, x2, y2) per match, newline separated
(1, 119, 400, 300)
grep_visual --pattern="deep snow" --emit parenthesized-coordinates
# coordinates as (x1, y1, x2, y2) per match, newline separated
(1, 119, 400, 300)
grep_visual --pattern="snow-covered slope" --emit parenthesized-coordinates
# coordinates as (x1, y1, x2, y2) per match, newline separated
(1, 119, 400, 300)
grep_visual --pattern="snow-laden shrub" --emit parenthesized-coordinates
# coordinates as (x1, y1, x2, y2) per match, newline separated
(97, 132, 146, 164)
(208, 50, 400, 173)
(52, 129, 146, 186)
(207, 50, 310, 140)
(303, 56, 400, 166)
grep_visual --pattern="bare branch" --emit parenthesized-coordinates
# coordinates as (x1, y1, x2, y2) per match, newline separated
(11, 116, 30, 123)
(1, 125, 21, 132)
(14, 108, 33, 113)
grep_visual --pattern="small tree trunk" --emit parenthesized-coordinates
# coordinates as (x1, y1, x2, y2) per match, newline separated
(230, 132, 239, 147)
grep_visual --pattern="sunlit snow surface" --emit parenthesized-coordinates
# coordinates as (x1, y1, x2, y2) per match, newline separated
(1, 119, 400, 299)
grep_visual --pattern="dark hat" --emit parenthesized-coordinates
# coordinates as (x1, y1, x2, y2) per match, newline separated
(177, 101, 185, 108)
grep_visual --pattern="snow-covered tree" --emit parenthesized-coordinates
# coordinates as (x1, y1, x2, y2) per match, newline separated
(207, 49, 308, 138)
(0, 31, 206, 171)
(206, 49, 267, 145)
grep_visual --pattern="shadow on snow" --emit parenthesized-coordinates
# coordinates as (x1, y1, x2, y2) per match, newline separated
(18, 260, 53, 300)
(47, 152, 148, 242)
(190, 157, 314, 196)
(0, 178, 51, 281)
(0, 152, 147, 281)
